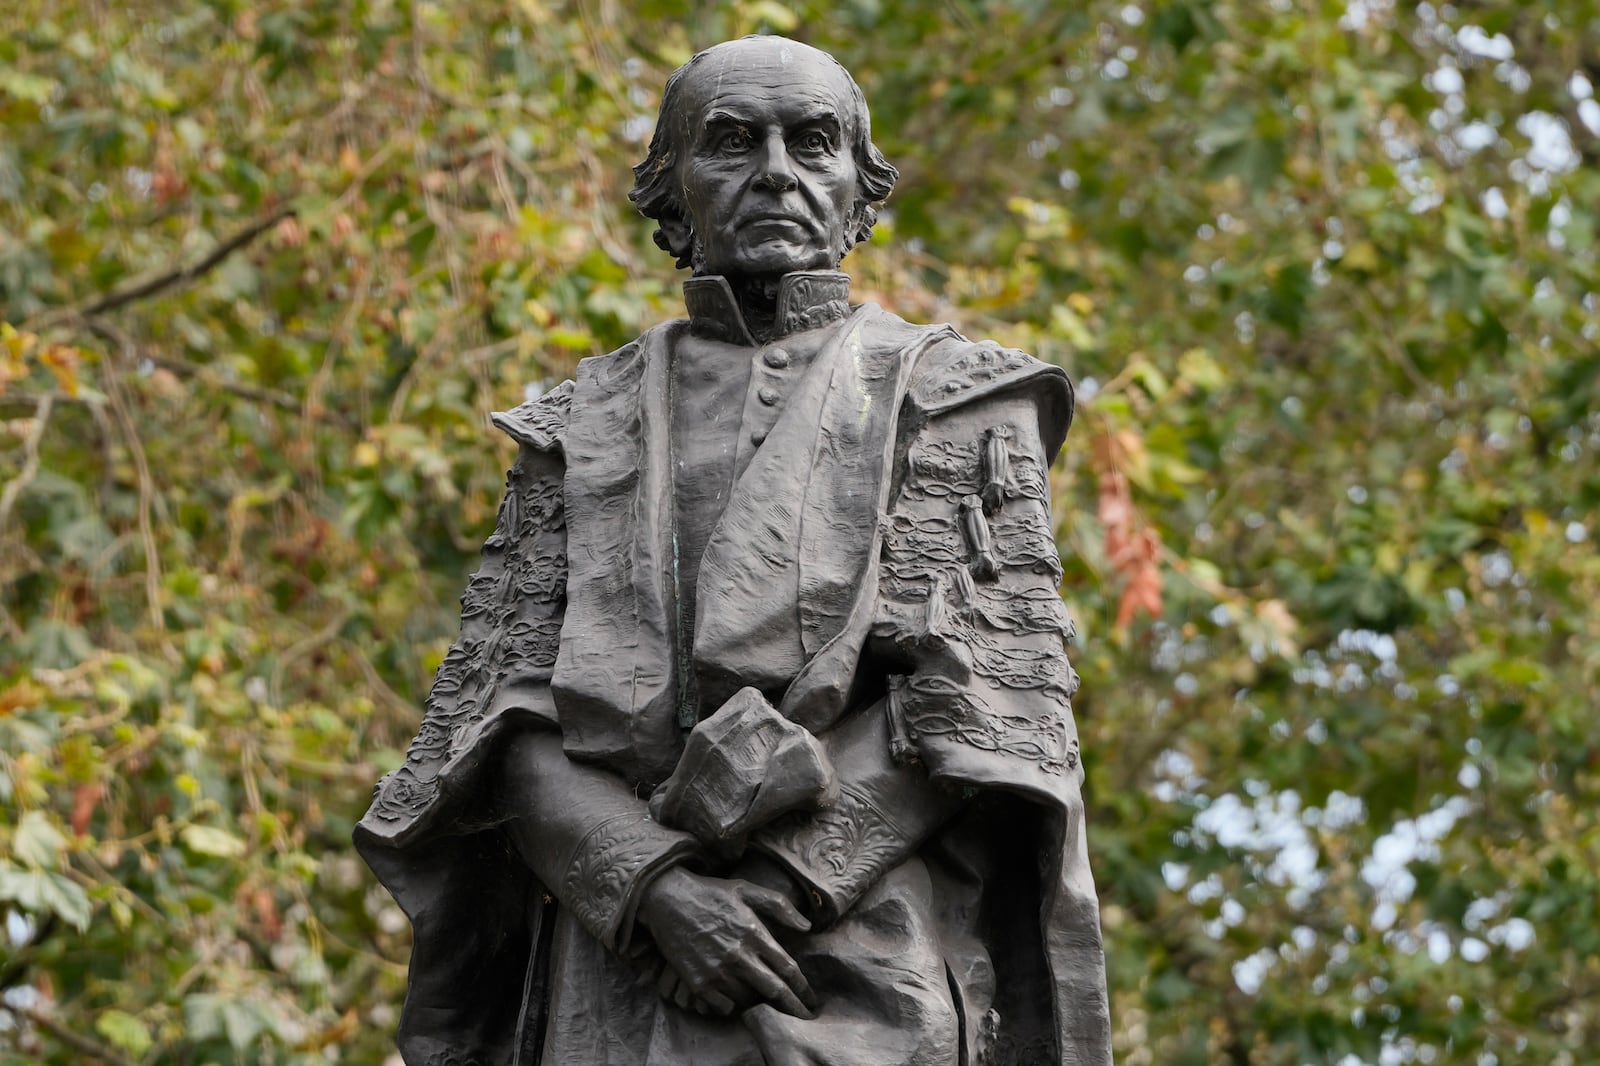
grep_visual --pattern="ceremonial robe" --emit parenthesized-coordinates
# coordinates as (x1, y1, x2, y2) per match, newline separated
(355, 273, 1112, 1066)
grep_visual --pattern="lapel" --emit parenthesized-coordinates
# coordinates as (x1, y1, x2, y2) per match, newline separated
(696, 309, 956, 730)
(551, 323, 685, 785)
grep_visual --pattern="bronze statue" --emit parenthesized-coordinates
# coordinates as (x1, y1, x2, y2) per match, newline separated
(355, 35, 1111, 1066)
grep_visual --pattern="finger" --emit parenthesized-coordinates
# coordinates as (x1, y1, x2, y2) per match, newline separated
(656, 967, 680, 1003)
(752, 934, 816, 1012)
(673, 979, 694, 1011)
(740, 883, 811, 933)
(693, 990, 737, 1017)
(738, 961, 813, 1019)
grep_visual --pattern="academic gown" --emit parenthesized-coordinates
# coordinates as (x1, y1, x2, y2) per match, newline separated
(354, 272, 1112, 1066)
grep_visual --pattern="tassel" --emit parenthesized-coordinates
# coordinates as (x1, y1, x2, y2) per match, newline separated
(959, 494, 999, 580)
(924, 570, 948, 635)
(980, 425, 1011, 514)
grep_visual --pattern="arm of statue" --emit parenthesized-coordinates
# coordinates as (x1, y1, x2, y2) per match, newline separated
(499, 730, 815, 1018)
(738, 694, 965, 927)
(744, 375, 1080, 928)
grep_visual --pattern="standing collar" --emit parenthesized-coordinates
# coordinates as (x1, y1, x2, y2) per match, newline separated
(682, 271, 853, 346)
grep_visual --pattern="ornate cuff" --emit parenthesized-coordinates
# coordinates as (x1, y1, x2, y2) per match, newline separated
(561, 811, 699, 952)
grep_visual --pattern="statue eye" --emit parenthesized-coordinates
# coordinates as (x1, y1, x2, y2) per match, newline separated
(718, 129, 754, 153)
(795, 130, 831, 154)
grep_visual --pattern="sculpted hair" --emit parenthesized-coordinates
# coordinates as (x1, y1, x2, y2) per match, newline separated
(628, 38, 899, 270)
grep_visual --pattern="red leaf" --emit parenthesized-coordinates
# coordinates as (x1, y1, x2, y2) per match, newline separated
(70, 783, 103, 836)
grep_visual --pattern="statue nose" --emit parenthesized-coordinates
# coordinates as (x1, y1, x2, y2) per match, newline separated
(754, 135, 799, 192)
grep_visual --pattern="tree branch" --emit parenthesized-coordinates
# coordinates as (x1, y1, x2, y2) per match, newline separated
(27, 207, 293, 328)
(0, 393, 54, 531)
(82, 319, 165, 631)
(0, 1003, 139, 1066)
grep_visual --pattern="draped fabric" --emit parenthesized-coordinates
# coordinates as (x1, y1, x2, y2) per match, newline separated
(355, 299, 1110, 1066)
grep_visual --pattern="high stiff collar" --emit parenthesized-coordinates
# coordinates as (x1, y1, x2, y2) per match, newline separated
(682, 271, 853, 346)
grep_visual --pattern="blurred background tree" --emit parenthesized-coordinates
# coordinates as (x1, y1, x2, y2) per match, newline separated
(2, 1, 1596, 1063)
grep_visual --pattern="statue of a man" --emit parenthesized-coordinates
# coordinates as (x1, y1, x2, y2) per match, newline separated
(356, 35, 1111, 1066)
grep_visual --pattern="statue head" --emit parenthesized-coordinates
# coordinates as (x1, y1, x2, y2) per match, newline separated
(629, 36, 898, 276)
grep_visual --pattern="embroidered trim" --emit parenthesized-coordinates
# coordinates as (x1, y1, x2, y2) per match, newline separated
(562, 812, 685, 948)
(368, 450, 568, 828)
(909, 343, 1037, 410)
(897, 674, 1080, 777)
(907, 437, 981, 498)
(491, 379, 574, 452)
(775, 272, 853, 336)
(756, 785, 909, 919)
(882, 512, 965, 568)
(973, 583, 1076, 640)
(902, 423, 1048, 510)
(989, 508, 1064, 582)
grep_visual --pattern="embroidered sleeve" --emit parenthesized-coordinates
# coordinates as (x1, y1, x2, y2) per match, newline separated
(873, 383, 1084, 802)
(363, 439, 569, 842)
(561, 811, 699, 952)
(743, 377, 1083, 924)
(748, 697, 961, 926)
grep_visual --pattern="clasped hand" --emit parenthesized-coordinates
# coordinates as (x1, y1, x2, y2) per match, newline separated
(637, 865, 815, 1019)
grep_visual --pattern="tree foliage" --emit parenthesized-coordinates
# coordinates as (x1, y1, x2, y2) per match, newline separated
(2, 1, 1597, 1063)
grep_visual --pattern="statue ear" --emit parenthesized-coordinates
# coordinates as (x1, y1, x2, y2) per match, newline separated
(842, 200, 874, 255)
(654, 214, 695, 270)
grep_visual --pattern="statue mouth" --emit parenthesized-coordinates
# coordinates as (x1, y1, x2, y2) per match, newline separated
(742, 213, 812, 231)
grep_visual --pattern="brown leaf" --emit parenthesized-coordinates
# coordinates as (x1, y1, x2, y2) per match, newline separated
(253, 886, 283, 942)
(0, 679, 45, 716)
(70, 783, 104, 836)
(1113, 529, 1163, 630)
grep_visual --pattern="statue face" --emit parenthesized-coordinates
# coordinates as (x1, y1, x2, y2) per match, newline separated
(675, 40, 860, 278)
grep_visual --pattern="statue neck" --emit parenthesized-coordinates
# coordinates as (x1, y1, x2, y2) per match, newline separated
(682, 271, 853, 347)
(726, 274, 784, 343)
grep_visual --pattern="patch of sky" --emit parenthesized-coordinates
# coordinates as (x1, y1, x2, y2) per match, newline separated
(1361, 797, 1472, 913)
(1151, 747, 1205, 803)
(1193, 789, 1322, 897)
(1457, 25, 1514, 61)
(1516, 111, 1579, 173)
(1336, 628, 1397, 662)
(1426, 63, 1464, 95)
(1579, 100, 1600, 137)
(1455, 120, 1498, 152)
(1232, 947, 1278, 994)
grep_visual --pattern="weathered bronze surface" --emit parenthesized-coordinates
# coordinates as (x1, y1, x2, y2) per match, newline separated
(356, 35, 1111, 1066)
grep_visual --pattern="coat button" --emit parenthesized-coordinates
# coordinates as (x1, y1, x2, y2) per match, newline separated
(751, 428, 768, 445)
(758, 387, 780, 406)
(763, 347, 791, 369)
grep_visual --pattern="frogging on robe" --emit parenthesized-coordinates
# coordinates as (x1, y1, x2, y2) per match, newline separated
(354, 286, 1112, 1066)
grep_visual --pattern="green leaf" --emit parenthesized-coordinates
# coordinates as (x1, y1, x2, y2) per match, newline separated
(0, 863, 92, 930)
(180, 824, 247, 859)
(13, 809, 66, 869)
(95, 1010, 153, 1057)
(183, 994, 275, 1052)
(0, 67, 57, 103)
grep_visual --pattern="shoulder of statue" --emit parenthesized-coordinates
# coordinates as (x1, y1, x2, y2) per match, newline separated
(904, 331, 1075, 460)
(490, 378, 575, 453)
(490, 321, 683, 453)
